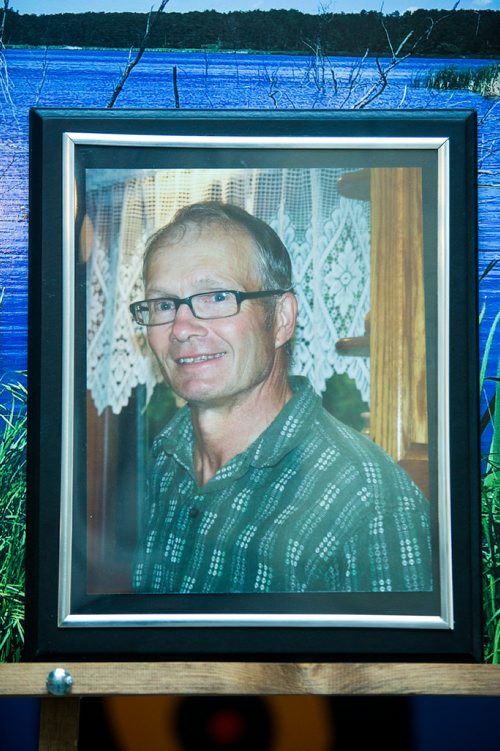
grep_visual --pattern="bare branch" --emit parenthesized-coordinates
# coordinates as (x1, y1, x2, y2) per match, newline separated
(262, 64, 281, 108)
(339, 48, 369, 107)
(394, 31, 414, 58)
(34, 46, 49, 105)
(0, 0, 17, 118)
(303, 39, 327, 92)
(107, 0, 170, 108)
(381, 15, 396, 58)
(353, 3, 463, 109)
(1, 0, 9, 42)
(172, 64, 180, 108)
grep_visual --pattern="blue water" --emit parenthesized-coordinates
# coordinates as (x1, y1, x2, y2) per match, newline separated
(0, 49, 499, 449)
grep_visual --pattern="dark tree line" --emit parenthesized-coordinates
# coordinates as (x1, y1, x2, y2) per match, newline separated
(2, 7, 499, 57)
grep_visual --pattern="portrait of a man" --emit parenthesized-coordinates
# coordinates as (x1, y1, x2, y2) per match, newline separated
(28, 110, 481, 657)
(129, 201, 432, 595)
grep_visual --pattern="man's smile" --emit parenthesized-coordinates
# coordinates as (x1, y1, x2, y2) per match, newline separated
(175, 352, 226, 365)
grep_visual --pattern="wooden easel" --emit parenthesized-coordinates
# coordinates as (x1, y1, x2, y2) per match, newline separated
(1, 662, 500, 749)
(7, 160, 489, 749)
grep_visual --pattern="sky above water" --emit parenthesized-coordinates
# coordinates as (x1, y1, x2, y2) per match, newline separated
(10, 0, 499, 16)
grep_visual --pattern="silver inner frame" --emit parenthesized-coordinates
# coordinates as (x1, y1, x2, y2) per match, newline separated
(60, 132, 452, 630)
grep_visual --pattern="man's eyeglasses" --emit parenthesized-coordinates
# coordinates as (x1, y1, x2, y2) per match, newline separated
(129, 289, 290, 327)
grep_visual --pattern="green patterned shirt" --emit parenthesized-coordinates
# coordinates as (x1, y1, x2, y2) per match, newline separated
(133, 377, 432, 594)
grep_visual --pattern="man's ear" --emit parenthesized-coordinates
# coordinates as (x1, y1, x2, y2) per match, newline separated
(274, 291, 298, 350)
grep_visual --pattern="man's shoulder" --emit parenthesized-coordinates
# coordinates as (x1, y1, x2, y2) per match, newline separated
(288, 376, 385, 462)
(297, 389, 369, 453)
(313, 405, 375, 456)
(298, 398, 426, 505)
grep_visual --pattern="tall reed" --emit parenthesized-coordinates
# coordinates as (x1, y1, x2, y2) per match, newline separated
(480, 261, 500, 662)
(413, 64, 500, 97)
(0, 378, 27, 662)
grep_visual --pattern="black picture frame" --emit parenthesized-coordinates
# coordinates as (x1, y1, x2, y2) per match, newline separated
(26, 108, 481, 661)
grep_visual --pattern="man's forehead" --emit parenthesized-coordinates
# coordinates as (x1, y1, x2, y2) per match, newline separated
(146, 219, 263, 290)
(165, 218, 254, 247)
(149, 220, 260, 269)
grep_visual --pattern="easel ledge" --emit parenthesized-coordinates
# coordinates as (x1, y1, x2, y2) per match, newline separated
(1, 663, 499, 750)
(1, 662, 499, 697)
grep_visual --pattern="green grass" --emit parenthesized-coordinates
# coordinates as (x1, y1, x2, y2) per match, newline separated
(483, 484, 500, 663)
(0, 377, 27, 663)
(480, 261, 500, 662)
(413, 63, 500, 97)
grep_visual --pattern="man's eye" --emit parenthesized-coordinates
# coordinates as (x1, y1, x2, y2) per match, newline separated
(207, 291, 231, 304)
(153, 299, 174, 312)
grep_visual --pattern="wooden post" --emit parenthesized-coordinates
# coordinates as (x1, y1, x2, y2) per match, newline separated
(370, 167, 429, 496)
(38, 697, 80, 750)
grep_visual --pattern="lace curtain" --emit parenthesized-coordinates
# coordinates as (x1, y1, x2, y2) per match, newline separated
(85, 167, 370, 415)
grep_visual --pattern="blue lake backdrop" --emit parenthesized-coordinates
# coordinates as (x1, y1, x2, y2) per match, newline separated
(0, 48, 499, 454)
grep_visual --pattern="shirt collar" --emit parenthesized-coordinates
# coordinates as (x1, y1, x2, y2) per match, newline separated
(154, 376, 320, 477)
(246, 376, 320, 467)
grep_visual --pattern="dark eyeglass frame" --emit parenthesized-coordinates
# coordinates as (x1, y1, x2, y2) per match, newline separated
(129, 288, 291, 327)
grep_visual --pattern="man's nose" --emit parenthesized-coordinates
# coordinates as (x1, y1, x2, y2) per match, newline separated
(170, 301, 207, 340)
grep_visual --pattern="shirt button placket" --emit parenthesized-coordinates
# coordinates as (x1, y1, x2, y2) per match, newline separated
(188, 493, 203, 520)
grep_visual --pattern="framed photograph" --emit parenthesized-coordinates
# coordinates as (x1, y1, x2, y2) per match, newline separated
(26, 108, 480, 660)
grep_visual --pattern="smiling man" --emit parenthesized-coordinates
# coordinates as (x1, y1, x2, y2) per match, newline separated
(131, 201, 432, 594)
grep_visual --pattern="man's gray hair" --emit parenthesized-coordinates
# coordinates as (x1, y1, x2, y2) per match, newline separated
(143, 201, 293, 290)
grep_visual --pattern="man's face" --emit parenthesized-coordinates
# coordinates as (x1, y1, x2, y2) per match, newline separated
(145, 222, 289, 409)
